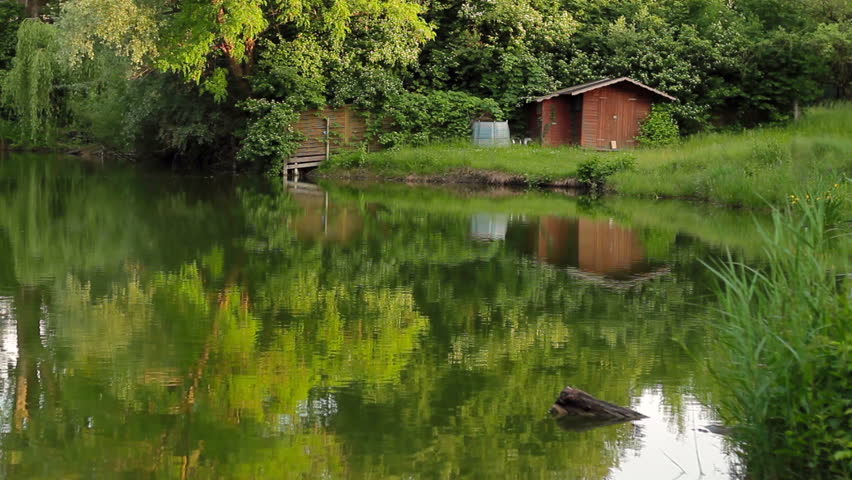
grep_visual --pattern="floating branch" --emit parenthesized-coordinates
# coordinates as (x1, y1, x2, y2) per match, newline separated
(550, 386, 646, 420)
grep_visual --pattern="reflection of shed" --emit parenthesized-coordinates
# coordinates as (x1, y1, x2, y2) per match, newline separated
(577, 219, 647, 276)
(288, 183, 363, 244)
(471, 214, 509, 241)
(527, 77, 675, 149)
(506, 215, 664, 282)
(534, 217, 579, 266)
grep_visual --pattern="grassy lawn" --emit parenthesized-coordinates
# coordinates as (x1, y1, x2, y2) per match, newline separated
(321, 103, 852, 208)
(322, 142, 601, 181)
(613, 103, 852, 207)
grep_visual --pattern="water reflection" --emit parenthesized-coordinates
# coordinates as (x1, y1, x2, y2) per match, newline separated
(0, 155, 759, 479)
(504, 215, 664, 280)
(471, 213, 510, 241)
(289, 182, 365, 244)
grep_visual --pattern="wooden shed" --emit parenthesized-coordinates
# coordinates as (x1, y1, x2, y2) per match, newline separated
(526, 77, 675, 149)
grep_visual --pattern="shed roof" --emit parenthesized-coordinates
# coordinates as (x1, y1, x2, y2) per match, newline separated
(532, 77, 676, 102)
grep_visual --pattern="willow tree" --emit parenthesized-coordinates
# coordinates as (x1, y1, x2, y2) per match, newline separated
(2, 19, 61, 143)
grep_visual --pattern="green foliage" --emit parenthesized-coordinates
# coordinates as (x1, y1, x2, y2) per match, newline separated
(201, 67, 229, 104)
(740, 28, 825, 122)
(121, 73, 227, 164)
(66, 53, 134, 150)
(58, 0, 158, 68)
(49, 0, 432, 165)
(250, 37, 328, 109)
(570, 9, 736, 130)
(0, 2, 23, 70)
(706, 195, 851, 479)
(576, 154, 636, 189)
(4, 0, 851, 166)
(637, 104, 680, 147)
(413, 0, 577, 112)
(237, 99, 304, 175)
(58, 0, 432, 90)
(813, 20, 852, 98)
(378, 91, 503, 147)
(2, 19, 62, 144)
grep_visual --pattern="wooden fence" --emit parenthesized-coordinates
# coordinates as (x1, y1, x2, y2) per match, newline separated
(286, 105, 374, 172)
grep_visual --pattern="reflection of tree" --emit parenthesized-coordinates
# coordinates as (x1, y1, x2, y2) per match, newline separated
(0, 155, 249, 287)
(239, 196, 722, 478)
(0, 253, 429, 477)
(0, 157, 738, 478)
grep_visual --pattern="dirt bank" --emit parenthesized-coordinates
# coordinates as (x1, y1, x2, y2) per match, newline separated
(310, 167, 585, 188)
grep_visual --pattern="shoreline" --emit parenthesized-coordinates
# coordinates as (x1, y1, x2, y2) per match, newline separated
(310, 168, 757, 209)
(310, 166, 586, 189)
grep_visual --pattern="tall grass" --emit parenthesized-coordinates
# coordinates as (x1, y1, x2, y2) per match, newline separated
(613, 103, 852, 207)
(706, 193, 851, 479)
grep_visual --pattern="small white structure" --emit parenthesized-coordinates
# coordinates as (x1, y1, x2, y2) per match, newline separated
(472, 121, 511, 146)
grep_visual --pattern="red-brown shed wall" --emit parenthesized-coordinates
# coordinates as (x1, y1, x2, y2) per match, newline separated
(538, 97, 574, 146)
(580, 84, 654, 148)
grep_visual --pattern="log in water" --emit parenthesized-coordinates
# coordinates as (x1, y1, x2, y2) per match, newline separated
(550, 386, 647, 420)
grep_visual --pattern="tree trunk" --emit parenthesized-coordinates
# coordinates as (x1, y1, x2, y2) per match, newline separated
(225, 54, 252, 99)
(550, 386, 646, 420)
(21, 0, 47, 18)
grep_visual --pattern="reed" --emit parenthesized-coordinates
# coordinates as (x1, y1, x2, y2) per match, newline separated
(704, 194, 851, 479)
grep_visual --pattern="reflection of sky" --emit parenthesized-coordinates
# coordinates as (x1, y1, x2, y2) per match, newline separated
(612, 390, 732, 480)
(0, 296, 17, 435)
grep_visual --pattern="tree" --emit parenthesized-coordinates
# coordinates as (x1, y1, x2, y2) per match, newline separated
(2, 18, 62, 143)
(58, 0, 432, 100)
(813, 21, 852, 98)
(0, 2, 24, 69)
(412, 0, 579, 111)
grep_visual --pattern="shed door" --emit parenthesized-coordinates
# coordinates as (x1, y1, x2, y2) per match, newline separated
(598, 89, 642, 149)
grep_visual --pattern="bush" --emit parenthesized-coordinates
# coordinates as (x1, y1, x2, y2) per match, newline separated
(637, 104, 680, 147)
(377, 91, 503, 148)
(576, 154, 635, 189)
(237, 99, 305, 175)
(707, 194, 851, 480)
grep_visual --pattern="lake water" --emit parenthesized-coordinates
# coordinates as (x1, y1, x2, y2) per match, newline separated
(0, 153, 765, 478)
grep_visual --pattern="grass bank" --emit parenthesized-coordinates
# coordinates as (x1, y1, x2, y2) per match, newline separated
(707, 196, 851, 479)
(318, 141, 598, 186)
(317, 103, 852, 208)
(611, 103, 852, 207)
